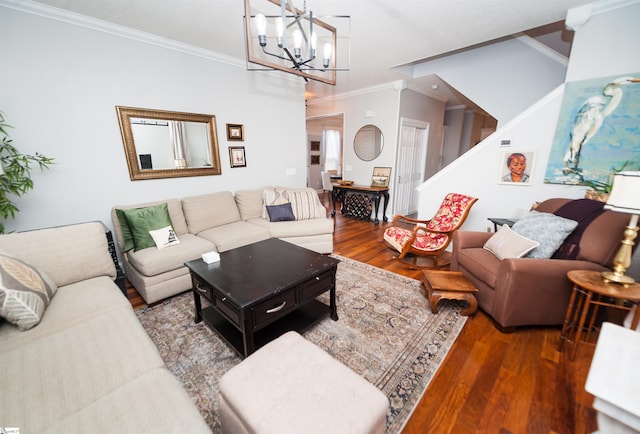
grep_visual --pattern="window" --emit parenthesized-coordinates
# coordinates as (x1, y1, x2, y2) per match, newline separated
(323, 128, 341, 171)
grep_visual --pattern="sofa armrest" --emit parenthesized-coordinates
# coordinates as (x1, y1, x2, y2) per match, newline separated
(491, 258, 607, 328)
(451, 231, 493, 270)
(453, 231, 493, 249)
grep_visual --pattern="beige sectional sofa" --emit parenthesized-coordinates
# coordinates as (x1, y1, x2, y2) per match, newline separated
(0, 222, 210, 433)
(111, 187, 333, 305)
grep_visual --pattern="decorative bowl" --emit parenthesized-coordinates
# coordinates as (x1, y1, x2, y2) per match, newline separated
(338, 180, 354, 185)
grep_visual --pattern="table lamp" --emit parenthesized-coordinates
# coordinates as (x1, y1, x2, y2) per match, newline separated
(602, 171, 640, 285)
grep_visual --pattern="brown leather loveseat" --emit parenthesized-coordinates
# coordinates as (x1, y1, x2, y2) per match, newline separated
(451, 198, 630, 332)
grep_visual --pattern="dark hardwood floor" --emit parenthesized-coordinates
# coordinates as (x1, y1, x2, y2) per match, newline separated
(125, 198, 598, 434)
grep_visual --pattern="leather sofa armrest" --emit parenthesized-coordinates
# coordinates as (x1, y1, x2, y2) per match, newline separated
(451, 231, 493, 271)
(491, 258, 607, 328)
(453, 231, 493, 249)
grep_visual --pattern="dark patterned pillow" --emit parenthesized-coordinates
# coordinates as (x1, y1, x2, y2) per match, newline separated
(0, 253, 58, 330)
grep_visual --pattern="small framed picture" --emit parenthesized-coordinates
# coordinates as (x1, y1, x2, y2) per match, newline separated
(498, 151, 535, 185)
(310, 155, 320, 165)
(226, 124, 244, 141)
(229, 146, 246, 168)
(310, 140, 320, 151)
(371, 167, 391, 187)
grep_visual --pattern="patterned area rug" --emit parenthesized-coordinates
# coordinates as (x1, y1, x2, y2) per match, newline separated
(135, 255, 467, 433)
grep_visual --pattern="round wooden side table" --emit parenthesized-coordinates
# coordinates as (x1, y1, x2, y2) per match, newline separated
(559, 269, 640, 359)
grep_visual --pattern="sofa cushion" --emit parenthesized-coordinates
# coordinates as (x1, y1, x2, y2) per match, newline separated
(483, 225, 539, 260)
(266, 203, 296, 222)
(235, 188, 266, 221)
(512, 211, 578, 259)
(0, 308, 166, 433)
(0, 253, 58, 331)
(39, 369, 211, 434)
(197, 221, 270, 252)
(0, 277, 131, 353)
(287, 188, 325, 220)
(0, 222, 116, 287)
(120, 203, 173, 251)
(249, 217, 334, 238)
(182, 191, 241, 234)
(126, 234, 215, 277)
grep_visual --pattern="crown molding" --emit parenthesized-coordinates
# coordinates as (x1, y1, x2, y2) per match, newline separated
(307, 81, 404, 105)
(566, 0, 640, 30)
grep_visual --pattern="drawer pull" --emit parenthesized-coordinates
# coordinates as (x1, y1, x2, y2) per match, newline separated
(315, 276, 320, 280)
(266, 301, 287, 314)
(195, 283, 208, 294)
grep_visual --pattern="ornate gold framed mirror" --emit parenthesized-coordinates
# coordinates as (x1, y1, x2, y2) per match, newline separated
(116, 106, 222, 180)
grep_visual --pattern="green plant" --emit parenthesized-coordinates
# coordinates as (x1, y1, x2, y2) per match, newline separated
(580, 160, 638, 193)
(0, 112, 55, 233)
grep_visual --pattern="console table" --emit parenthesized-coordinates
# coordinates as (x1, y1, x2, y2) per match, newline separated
(330, 183, 389, 224)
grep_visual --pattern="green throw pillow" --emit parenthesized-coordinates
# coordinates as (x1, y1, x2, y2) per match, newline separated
(115, 209, 135, 252)
(121, 203, 172, 251)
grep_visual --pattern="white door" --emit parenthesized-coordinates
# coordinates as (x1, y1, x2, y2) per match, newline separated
(394, 119, 429, 216)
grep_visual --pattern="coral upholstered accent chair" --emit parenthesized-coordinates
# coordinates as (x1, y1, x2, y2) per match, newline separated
(383, 193, 478, 268)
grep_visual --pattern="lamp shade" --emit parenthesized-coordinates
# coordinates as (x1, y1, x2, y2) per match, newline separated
(604, 171, 640, 215)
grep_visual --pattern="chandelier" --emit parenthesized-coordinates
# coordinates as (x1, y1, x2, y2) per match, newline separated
(243, 0, 350, 85)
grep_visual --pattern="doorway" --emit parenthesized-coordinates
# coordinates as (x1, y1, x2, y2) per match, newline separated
(305, 113, 344, 191)
(394, 118, 429, 216)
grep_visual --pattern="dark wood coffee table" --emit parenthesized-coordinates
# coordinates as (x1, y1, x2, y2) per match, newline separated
(185, 238, 340, 357)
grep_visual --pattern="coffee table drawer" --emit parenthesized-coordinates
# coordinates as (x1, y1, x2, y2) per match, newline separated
(216, 295, 241, 326)
(300, 270, 334, 301)
(192, 275, 212, 301)
(252, 291, 297, 329)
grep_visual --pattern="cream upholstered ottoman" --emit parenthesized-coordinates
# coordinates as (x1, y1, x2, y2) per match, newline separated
(219, 331, 389, 434)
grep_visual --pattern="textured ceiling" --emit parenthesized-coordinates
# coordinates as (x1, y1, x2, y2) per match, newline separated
(28, 0, 594, 105)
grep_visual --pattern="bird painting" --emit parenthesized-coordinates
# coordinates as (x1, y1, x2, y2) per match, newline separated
(563, 76, 640, 174)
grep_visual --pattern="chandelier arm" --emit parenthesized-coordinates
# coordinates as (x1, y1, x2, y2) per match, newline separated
(260, 46, 292, 62)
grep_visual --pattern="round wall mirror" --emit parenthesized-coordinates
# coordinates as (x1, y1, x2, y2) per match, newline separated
(353, 125, 383, 161)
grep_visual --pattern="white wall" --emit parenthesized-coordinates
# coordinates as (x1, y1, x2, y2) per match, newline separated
(416, 1, 640, 233)
(306, 84, 402, 219)
(0, 3, 308, 233)
(411, 36, 569, 125)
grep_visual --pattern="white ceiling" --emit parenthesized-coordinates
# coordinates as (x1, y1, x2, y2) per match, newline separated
(28, 0, 594, 106)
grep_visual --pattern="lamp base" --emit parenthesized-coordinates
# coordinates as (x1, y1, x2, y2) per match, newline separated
(602, 270, 636, 287)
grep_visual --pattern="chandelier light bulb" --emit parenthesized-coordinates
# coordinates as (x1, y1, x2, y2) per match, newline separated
(323, 42, 332, 68)
(255, 14, 267, 36)
(276, 17, 284, 47)
(255, 13, 267, 47)
(292, 29, 303, 60)
(310, 32, 317, 58)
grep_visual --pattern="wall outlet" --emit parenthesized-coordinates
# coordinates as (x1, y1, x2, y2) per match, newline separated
(286, 168, 296, 176)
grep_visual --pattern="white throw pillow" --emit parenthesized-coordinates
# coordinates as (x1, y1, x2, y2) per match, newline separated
(483, 225, 539, 260)
(149, 225, 181, 250)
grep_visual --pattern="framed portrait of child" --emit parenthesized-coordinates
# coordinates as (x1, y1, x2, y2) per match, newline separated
(498, 151, 535, 185)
